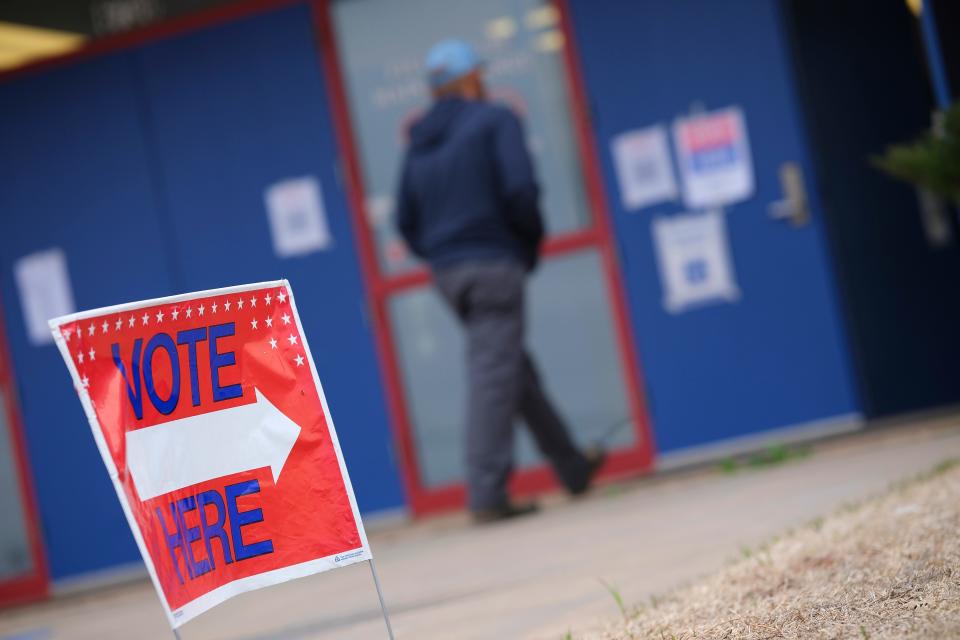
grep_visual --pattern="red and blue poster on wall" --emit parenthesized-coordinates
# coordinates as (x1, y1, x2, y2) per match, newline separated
(673, 106, 755, 209)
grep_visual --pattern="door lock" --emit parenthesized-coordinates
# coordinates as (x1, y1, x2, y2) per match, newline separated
(768, 161, 810, 227)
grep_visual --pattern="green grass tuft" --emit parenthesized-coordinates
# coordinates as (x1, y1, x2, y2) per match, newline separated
(600, 579, 628, 620)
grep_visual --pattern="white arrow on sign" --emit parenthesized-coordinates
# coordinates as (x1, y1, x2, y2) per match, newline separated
(126, 388, 301, 501)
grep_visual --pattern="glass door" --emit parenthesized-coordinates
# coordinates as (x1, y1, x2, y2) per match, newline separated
(320, 0, 653, 511)
(0, 313, 47, 606)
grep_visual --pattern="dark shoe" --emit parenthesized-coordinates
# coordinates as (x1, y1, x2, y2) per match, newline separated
(569, 446, 607, 496)
(472, 501, 539, 524)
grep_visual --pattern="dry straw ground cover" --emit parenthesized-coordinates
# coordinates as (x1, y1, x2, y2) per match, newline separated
(594, 460, 960, 639)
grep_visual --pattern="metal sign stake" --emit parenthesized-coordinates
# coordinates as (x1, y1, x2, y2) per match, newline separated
(368, 558, 396, 639)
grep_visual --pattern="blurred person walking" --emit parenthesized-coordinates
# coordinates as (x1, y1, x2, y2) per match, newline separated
(395, 39, 604, 523)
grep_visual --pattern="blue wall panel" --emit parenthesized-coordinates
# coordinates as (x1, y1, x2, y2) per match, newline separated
(569, 0, 859, 452)
(0, 56, 174, 578)
(133, 4, 404, 513)
(0, 4, 404, 582)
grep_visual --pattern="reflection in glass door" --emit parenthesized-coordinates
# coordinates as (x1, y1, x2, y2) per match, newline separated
(389, 252, 636, 488)
(322, 0, 653, 510)
(0, 316, 47, 605)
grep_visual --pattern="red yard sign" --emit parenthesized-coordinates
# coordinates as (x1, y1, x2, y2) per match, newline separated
(50, 281, 370, 628)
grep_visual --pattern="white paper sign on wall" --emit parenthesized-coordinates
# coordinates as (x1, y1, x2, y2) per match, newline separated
(14, 248, 76, 345)
(673, 106, 754, 209)
(611, 125, 678, 211)
(264, 176, 333, 258)
(652, 210, 740, 314)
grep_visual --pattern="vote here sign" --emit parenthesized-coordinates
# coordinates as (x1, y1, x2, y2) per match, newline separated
(49, 281, 370, 628)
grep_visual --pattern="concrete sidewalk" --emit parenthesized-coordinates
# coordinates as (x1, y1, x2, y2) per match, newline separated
(3, 417, 960, 640)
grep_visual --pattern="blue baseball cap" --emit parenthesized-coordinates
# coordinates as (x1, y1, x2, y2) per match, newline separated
(425, 39, 483, 89)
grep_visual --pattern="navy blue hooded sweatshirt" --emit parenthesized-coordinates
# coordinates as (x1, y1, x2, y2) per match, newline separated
(395, 97, 544, 270)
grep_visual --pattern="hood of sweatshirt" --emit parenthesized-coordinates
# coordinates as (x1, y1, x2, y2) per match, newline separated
(408, 97, 468, 151)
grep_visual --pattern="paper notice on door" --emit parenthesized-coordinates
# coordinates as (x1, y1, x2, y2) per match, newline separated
(265, 176, 333, 258)
(652, 210, 740, 313)
(14, 248, 76, 345)
(611, 125, 678, 210)
(673, 106, 754, 209)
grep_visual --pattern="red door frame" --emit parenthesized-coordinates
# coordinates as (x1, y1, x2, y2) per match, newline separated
(0, 0, 657, 518)
(0, 301, 49, 607)
(313, 0, 656, 514)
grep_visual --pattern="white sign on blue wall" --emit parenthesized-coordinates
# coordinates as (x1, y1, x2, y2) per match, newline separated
(14, 248, 76, 345)
(264, 176, 333, 258)
(652, 210, 740, 313)
(611, 124, 678, 211)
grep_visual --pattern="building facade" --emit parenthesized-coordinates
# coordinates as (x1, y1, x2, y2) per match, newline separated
(0, 0, 957, 602)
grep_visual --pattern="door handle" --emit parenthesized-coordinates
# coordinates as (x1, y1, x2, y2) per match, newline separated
(768, 161, 810, 227)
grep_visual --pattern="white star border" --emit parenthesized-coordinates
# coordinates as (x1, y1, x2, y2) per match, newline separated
(60, 285, 302, 391)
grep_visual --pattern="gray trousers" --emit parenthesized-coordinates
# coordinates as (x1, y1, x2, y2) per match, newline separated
(434, 259, 590, 510)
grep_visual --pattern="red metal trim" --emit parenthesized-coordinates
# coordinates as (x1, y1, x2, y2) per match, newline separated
(375, 269, 432, 297)
(311, 0, 426, 507)
(411, 448, 643, 514)
(409, 484, 465, 514)
(542, 229, 601, 255)
(0, 298, 49, 607)
(375, 230, 600, 296)
(511, 448, 643, 495)
(556, 0, 657, 469)
(0, 0, 303, 84)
